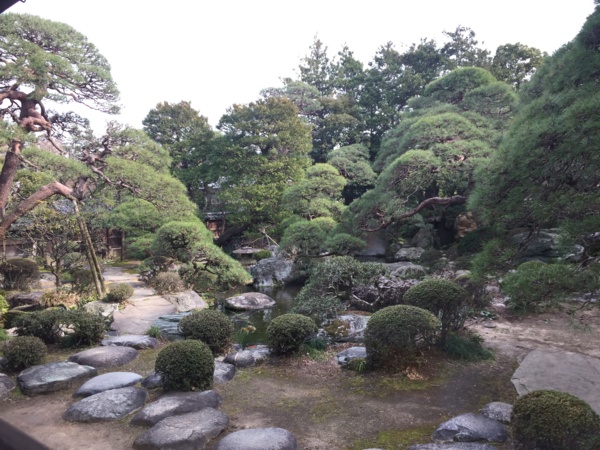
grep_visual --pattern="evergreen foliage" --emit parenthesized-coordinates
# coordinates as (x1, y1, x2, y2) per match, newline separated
(267, 313, 318, 355)
(105, 283, 134, 303)
(155, 340, 214, 391)
(2, 336, 47, 372)
(178, 310, 234, 355)
(0, 259, 39, 291)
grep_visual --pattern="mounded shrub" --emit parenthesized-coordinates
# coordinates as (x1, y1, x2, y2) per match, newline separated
(325, 233, 366, 256)
(69, 269, 95, 294)
(511, 390, 600, 450)
(178, 310, 234, 355)
(155, 340, 214, 391)
(67, 310, 105, 347)
(267, 313, 318, 356)
(151, 271, 184, 295)
(403, 279, 469, 344)
(105, 283, 134, 303)
(138, 256, 175, 284)
(0, 294, 8, 325)
(14, 308, 68, 344)
(2, 336, 47, 371)
(0, 258, 39, 290)
(365, 305, 440, 370)
(254, 249, 272, 261)
(40, 290, 81, 308)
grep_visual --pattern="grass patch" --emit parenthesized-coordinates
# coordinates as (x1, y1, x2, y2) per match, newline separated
(351, 424, 436, 450)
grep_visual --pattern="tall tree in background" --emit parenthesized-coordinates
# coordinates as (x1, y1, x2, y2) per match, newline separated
(490, 43, 546, 90)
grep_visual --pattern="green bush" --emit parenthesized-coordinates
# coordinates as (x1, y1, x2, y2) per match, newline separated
(254, 249, 272, 261)
(151, 272, 185, 295)
(403, 279, 469, 344)
(365, 305, 441, 370)
(14, 308, 67, 344)
(138, 256, 175, 284)
(443, 331, 494, 361)
(457, 227, 492, 255)
(511, 390, 600, 450)
(0, 328, 8, 341)
(155, 340, 214, 391)
(178, 310, 234, 355)
(40, 290, 81, 308)
(69, 269, 95, 294)
(67, 310, 105, 347)
(501, 261, 584, 314)
(0, 258, 39, 290)
(325, 233, 366, 256)
(470, 238, 517, 281)
(0, 294, 8, 325)
(267, 313, 318, 356)
(106, 283, 134, 303)
(153, 220, 213, 263)
(2, 336, 47, 371)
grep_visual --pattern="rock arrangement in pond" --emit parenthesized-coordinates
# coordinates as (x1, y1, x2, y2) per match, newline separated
(224, 292, 276, 311)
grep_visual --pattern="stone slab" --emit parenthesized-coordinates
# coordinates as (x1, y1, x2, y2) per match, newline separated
(131, 390, 221, 426)
(102, 335, 159, 349)
(64, 386, 147, 422)
(18, 362, 97, 396)
(68, 346, 138, 369)
(74, 372, 143, 397)
(214, 427, 297, 450)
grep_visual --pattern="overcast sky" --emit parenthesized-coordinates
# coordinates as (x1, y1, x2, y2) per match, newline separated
(10, 0, 597, 133)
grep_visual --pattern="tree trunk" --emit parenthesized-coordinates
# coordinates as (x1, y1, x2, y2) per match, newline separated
(0, 141, 22, 218)
(72, 200, 106, 297)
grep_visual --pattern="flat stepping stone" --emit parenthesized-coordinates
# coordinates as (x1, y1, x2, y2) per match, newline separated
(133, 408, 228, 449)
(511, 349, 600, 414)
(74, 372, 143, 398)
(64, 386, 148, 422)
(214, 361, 236, 384)
(141, 372, 162, 389)
(214, 427, 297, 450)
(131, 390, 221, 426)
(68, 346, 138, 369)
(111, 295, 177, 335)
(409, 444, 499, 450)
(433, 413, 507, 443)
(479, 402, 512, 424)
(18, 362, 97, 396)
(102, 335, 159, 349)
(151, 312, 192, 340)
(224, 292, 275, 311)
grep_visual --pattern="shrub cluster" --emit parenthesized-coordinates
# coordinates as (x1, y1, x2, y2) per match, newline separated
(403, 279, 469, 344)
(365, 305, 440, 370)
(155, 340, 214, 391)
(151, 272, 184, 295)
(105, 283, 134, 303)
(178, 310, 233, 355)
(511, 390, 600, 450)
(254, 249, 272, 261)
(267, 313, 318, 355)
(138, 256, 175, 284)
(68, 310, 106, 347)
(443, 331, 494, 361)
(0, 258, 39, 290)
(2, 336, 47, 371)
(40, 290, 81, 309)
(69, 269, 95, 294)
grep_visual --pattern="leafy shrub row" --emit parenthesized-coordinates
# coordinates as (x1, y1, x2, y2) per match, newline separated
(0, 258, 39, 290)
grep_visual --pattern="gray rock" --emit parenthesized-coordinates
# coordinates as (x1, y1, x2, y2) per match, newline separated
(395, 247, 425, 262)
(18, 362, 97, 396)
(131, 390, 221, 426)
(82, 301, 119, 321)
(432, 413, 507, 443)
(68, 346, 138, 369)
(102, 335, 159, 350)
(479, 402, 512, 424)
(8, 291, 43, 309)
(133, 408, 228, 450)
(335, 347, 366, 368)
(214, 361, 236, 384)
(351, 277, 419, 312)
(249, 256, 295, 288)
(64, 386, 147, 422)
(141, 372, 162, 389)
(409, 444, 498, 450)
(224, 292, 276, 311)
(74, 372, 143, 398)
(0, 373, 16, 392)
(511, 349, 600, 414)
(0, 383, 8, 400)
(322, 314, 370, 343)
(151, 312, 192, 340)
(163, 290, 208, 312)
(214, 427, 297, 450)
(389, 262, 427, 279)
(410, 227, 434, 249)
(224, 346, 269, 368)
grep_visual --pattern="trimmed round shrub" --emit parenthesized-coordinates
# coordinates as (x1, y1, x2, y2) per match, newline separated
(178, 310, 234, 355)
(155, 340, 214, 391)
(106, 283, 134, 303)
(267, 313, 318, 356)
(0, 258, 39, 290)
(325, 233, 366, 256)
(14, 308, 68, 344)
(69, 269, 95, 294)
(403, 279, 469, 345)
(254, 249, 272, 261)
(67, 310, 105, 347)
(2, 336, 47, 371)
(365, 305, 440, 370)
(151, 272, 185, 295)
(512, 390, 600, 450)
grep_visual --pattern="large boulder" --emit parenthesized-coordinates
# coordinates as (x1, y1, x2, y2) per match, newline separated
(249, 256, 295, 288)
(479, 402, 512, 424)
(394, 247, 425, 262)
(432, 413, 507, 443)
(335, 347, 366, 368)
(133, 408, 229, 450)
(73, 372, 143, 398)
(102, 335, 159, 350)
(214, 427, 297, 450)
(409, 444, 499, 450)
(214, 361, 236, 384)
(224, 346, 269, 368)
(224, 292, 275, 311)
(151, 312, 191, 341)
(163, 290, 208, 312)
(82, 301, 119, 322)
(388, 262, 427, 279)
(131, 390, 221, 426)
(64, 386, 148, 422)
(141, 372, 162, 390)
(68, 346, 139, 369)
(0, 373, 16, 392)
(351, 277, 418, 312)
(18, 362, 97, 396)
(7, 291, 43, 309)
(510, 228, 582, 261)
(322, 314, 370, 342)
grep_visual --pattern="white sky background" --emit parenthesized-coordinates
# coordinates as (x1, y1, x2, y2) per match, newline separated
(10, 0, 597, 133)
